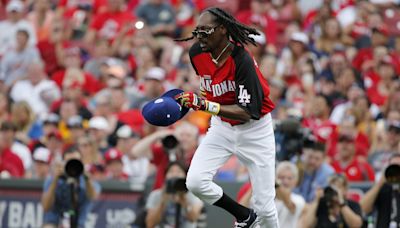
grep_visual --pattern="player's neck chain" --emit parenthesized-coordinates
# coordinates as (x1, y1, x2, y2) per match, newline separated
(210, 42, 231, 65)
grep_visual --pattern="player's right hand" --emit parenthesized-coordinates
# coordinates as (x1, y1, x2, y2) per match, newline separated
(175, 92, 205, 111)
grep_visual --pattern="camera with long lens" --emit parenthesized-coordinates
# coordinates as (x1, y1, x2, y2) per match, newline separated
(162, 135, 179, 150)
(64, 159, 84, 178)
(321, 186, 339, 207)
(385, 164, 400, 184)
(274, 117, 311, 161)
(165, 178, 188, 194)
(317, 186, 340, 217)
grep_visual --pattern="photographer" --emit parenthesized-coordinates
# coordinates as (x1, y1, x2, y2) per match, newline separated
(41, 147, 101, 228)
(237, 161, 306, 227)
(294, 141, 335, 202)
(145, 161, 203, 228)
(360, 153, 400, 228)
(299, 174, 363, 228)
(131, 121, 199, 189)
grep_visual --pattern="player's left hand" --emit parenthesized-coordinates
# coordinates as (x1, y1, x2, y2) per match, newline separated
(175, 92, 206, 111)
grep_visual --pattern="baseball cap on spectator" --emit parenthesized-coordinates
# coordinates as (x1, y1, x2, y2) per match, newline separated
(290, 32, 309, 46)
(33, 147, 51, 164)
(43, 113, 60, 125)
(117, 125, 139, 139)
(6, 0, 24, 13)
(142, 89, 190, 127)
(249, 31, 266, 45)
(144, 67, 166, 81)
(104, 148, 124, 164)
(88, 116, 109, 131)
(67, 115, 84, 128)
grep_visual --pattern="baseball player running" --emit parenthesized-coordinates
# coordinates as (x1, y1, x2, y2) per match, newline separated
(175, 7, 279, 228)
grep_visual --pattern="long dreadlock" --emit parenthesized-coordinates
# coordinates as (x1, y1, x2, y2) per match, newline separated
(174, 7, 260, 46)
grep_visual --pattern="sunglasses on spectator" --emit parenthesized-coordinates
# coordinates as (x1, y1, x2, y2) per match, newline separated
(192, 24, 220, 39)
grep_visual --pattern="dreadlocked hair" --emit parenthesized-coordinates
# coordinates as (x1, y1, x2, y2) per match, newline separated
(174, 7, 260, 46)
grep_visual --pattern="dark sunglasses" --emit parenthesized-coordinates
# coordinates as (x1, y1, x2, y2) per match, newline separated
(192, 24, 220, 39)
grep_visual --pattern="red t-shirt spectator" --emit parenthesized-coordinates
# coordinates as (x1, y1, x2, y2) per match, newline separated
(58, 0, 107, 18)
(327, 130, 370, 159)
(303, 118, 337, 143)
(363, 70, 387, 106)
(236, 10, 277, 46)
(352, 48, 373, 72)
(0, 148, 24, 178)
(331, 157, 375, 182)
(89, 10, 135, 42)
(51, 69, 102, 95)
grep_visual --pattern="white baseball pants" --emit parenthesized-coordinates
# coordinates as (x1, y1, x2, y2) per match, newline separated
(186, 114, 279, 227)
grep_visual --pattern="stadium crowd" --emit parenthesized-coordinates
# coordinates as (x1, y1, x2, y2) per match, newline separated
(0, 0, 400, 227)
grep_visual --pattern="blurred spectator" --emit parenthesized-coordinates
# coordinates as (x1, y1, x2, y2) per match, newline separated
(37, 20, 68, 76)
(77, 135, 102, 170)
(41, 147, 101, 228)
(116, 125, 149, 187)
(10, 60, 61, 118)
(238, 161, 305, 227)
(247, 31, 267, 63)
(56, 0, 107, 19)
(131, 121, 199, 189)
(41, 113, 60, 138)
(145, 161, 203, 228)
(299, 174, 363, 228)
(52, 46, 102, 96)
(26, 0, 55, 42)
(85, 0, 134, 44)
(66, 115, 87, 147)
(11, 100, 41, 144)
(0, 92, 11, 125)
(327, 115, 370, 159)
(135, 0, 176, 37)
(294, 141, 335, 202)
(31, 147, 52, 180)
(330, 84, 380, 125)
(83, 39, 110, 78)
(330, 134, 375, 182)
(57, 99, 80, 142)
(0, 29, 40, 90)
(314, 17, 353, 55)
(348, 95, 376, 142)
(128, 66, 166, 109)
(0, 0, 36, 58)
(369, 122, 400, 174)
(0, 123, 24, 178)
(363, 55, 397, 107)
(276, 31, 319, 92)
(104, 148, 128, 181)
(88, 116, 110, 154)
(1, 121, 32, 176)
(360, 153, 400, 228)
(236, 0, 277, 53)
(303, 94, 336, 143)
